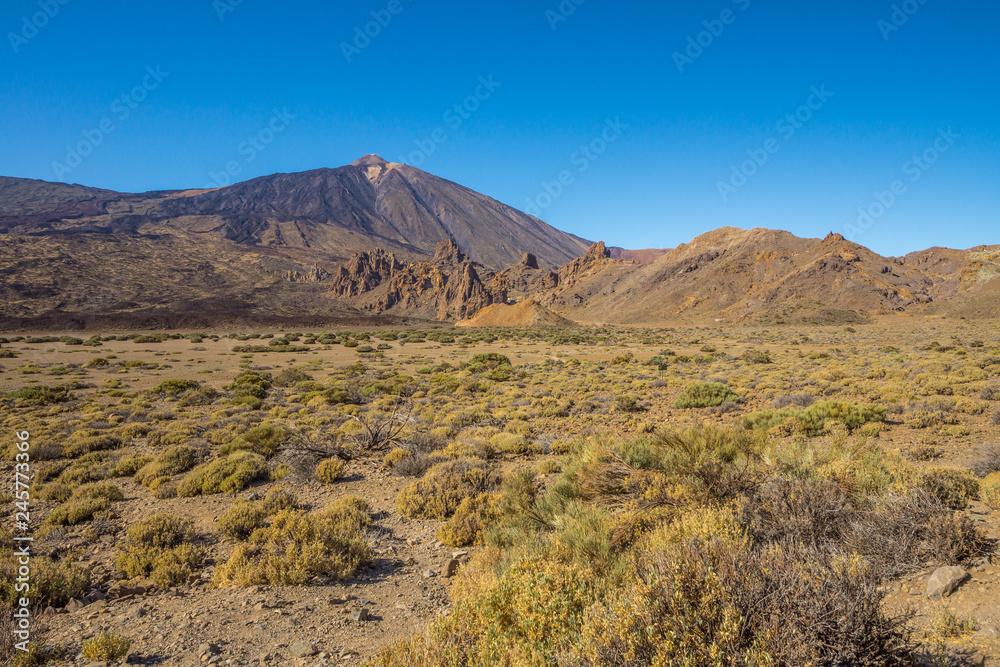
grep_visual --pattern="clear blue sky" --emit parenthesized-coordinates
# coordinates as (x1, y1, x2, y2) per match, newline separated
(1, 0, 997, 256)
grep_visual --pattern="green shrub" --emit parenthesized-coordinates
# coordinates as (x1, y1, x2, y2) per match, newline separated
(71, 482, 124, 502)
(436, 493, 502, 547)
(44, 497, 110, 526)
(674, 382, 740, 409)
(4, 384, 73, 405)
(1, 554, 90, 607)
(135, 446, 198, 486)
(220, 424, 286, 458)
(743, 401, 887, 436)
(111, 455, 153, 477)
(226, 370, 272, 405)
(176, 451, 267, 497)
(150, 379, 200, 397)
(370, 560, 597, 666)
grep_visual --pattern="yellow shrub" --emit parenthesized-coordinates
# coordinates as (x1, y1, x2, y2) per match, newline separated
(435, 493, 502, 547)
(316, 458, 345, 484)
(81, 633, 130, 661)
(213, 498, 372, 586)
(396, 460, 501, 520)
(981, 472, 1000, 509)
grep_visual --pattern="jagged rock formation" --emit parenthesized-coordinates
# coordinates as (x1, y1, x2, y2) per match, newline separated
(329, 249, 405, 297)
(282, 265, 331, 283)
(333, 240, 506, 321)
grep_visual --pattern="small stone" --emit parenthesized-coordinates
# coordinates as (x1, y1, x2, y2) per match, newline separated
(452, 551, 468, 559)
(925, 565, 968, 599)
(423, 569, 437, 579)
(972, 625, 999, 639)
(65, 598, 84, 612)
(291, 641, 317, 657)
(350, 607, 370, 622)
(968, 653, 985, 667)
(443, 559, 460, 578)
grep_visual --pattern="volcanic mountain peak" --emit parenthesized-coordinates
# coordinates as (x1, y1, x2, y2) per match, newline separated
(350, 153, 391, 167)
(350, 154, 403, 184)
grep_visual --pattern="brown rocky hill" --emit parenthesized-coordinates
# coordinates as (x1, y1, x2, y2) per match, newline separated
(456, 299, 575, 328)
(327, 229, 1000, 325)
(524, 229, 999, 325)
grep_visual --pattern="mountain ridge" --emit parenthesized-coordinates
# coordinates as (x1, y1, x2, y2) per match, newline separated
(1, 159, 998, 328)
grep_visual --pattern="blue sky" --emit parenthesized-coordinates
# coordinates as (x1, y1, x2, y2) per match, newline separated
(1, 0, 997, 256)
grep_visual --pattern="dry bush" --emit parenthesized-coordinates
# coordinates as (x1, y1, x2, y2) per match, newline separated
(742, 477, 854, 548)
(389, 451, 451, 478)
(582, 539, 913, 667)
(971, 444, 1000, 478)
(845, 489, 986, 575)
(922, 511, 989, 565)
(772, 392, 816, 409)
(919, 468, 981, 510)
(349, 401, 413, 452)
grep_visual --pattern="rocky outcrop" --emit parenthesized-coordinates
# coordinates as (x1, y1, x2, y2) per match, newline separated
(554, 241, 615, 289)
(282, 265, 331, 283)
(330, 240, 505, 320)
(329, 248, 404, 297)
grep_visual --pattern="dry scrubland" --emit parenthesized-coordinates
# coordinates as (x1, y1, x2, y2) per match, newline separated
(1, 319, 1000, 666)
